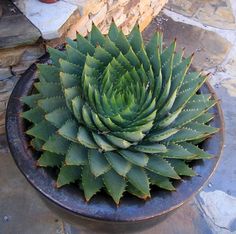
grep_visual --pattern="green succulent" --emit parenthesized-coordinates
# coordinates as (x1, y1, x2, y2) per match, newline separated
(21, 23, 218, 204)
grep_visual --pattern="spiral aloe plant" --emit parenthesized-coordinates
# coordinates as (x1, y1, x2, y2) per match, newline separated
(21, 23, 219, 204)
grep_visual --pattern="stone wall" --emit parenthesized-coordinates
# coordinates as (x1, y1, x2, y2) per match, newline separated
(45, 0, 168, 45)
(0, 43, 46, 135)
(66, 0, 168, 38)
(0, 0, 45, 135)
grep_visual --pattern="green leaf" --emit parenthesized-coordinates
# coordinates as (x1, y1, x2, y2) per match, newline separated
(113, 131, 145, 142)
(156, 108, 182, 129)
(161, 39, 176, 82)
(88, 149, 110, 177)
(66, 38, 77, 49)
(161, 143, 196, 160)
(64, 86, 81, 111)
(89, 23, 105, 46)
(148, 172, 175, 191)
(132, 143, 167, 153)
(173, 50, 184, 66)
(156, 89, 177, 118)
(119, 150, 148, 167)
(48, 47, 67, 67)
(172, 75, 207, 112)
(91, 111, 109, 132)
(128, 25, 144, 52)
(45, 108, 72, 128)
(60, 59, 82, 74)
(66, 45, 86, 66)
(72, 96, 84, 123)
(93, 47, 113, 67)
(147, 128, 179, 142)
(167, 159, 196, 176)
(146, 157, 180, 179)
(65, 143, 87, 166)
(38, 152, 64, 167)
(21, 94, 42, 108)
(99, 116, 121, 132)
(127, 166, 150, 197)
(111, 29, 130, 54)
(155, 76, 171, 111)
(179, 142, 213, 159)
(81, 165, 103, 201)
(136, 46, 150, 71)
(76, 33, 95, 55)
(85, 54, 104, 70)
(26, 120, 56, 141)
(38, 64, 60, 83)
(146, 31, 163, 56)
(167, 123, 218, 143)
(150, 48, 162, 80)
(77, 126, 97, 149)
(31, 138, 44, 151)
(185, 122, 219, 136)
(105, 151, 131, 176)
(103, 37, 120, 57)
(34, 82, 61, 98)
(38, 96, 66, 113)
(58, 119, 78, 142)
(57, 165, 81, 187)
(43, 134, 70, 155)
(126, 183, 149, 199)
(92, 132, 116, 151)
(195, 113, 214, 124)
(108, 22, 120, 42)
(116, 52, 132, 71)
(125, 47, 140, 68)
(60, 72, 80, 89)
(82, 104, 96, 130)
(172, 99, 216, 127)
(106, 134, 132, 149)
(103, 170, 126, 204)
(21, 107, 44, 124)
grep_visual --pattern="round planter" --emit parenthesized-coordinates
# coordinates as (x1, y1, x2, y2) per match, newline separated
(6, 54, 224, 233)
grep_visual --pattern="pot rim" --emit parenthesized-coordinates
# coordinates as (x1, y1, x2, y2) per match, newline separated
(5, 53, 225, 223)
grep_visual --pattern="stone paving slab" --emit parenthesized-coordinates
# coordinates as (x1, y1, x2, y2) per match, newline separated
(0, 0, 41, 49)
(143, 13, 232, 70)
(13, 0, 78, 40)
(166, 0, 236, 30)
(0, 135, 64, 234)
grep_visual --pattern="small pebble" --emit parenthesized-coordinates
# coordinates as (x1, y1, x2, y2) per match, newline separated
(3, 215, 9, 222)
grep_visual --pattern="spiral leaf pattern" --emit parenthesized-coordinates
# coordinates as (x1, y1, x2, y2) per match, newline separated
(21, 23, 218, 204)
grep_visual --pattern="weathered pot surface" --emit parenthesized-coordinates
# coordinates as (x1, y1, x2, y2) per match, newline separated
(6, 54, 224, 233)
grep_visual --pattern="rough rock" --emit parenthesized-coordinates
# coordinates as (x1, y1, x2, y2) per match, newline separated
(199, 191, 236, 232)
(0, 45, 45, 68)
(143, 13, 232, 70)
(0, 68, 12, 80)
(166, 0, 236, 30)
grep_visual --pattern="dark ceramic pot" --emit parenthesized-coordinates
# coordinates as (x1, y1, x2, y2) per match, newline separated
(6, 54, 224, 234)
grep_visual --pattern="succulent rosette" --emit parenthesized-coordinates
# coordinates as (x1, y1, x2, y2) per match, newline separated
(21, 23, 218, 204)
